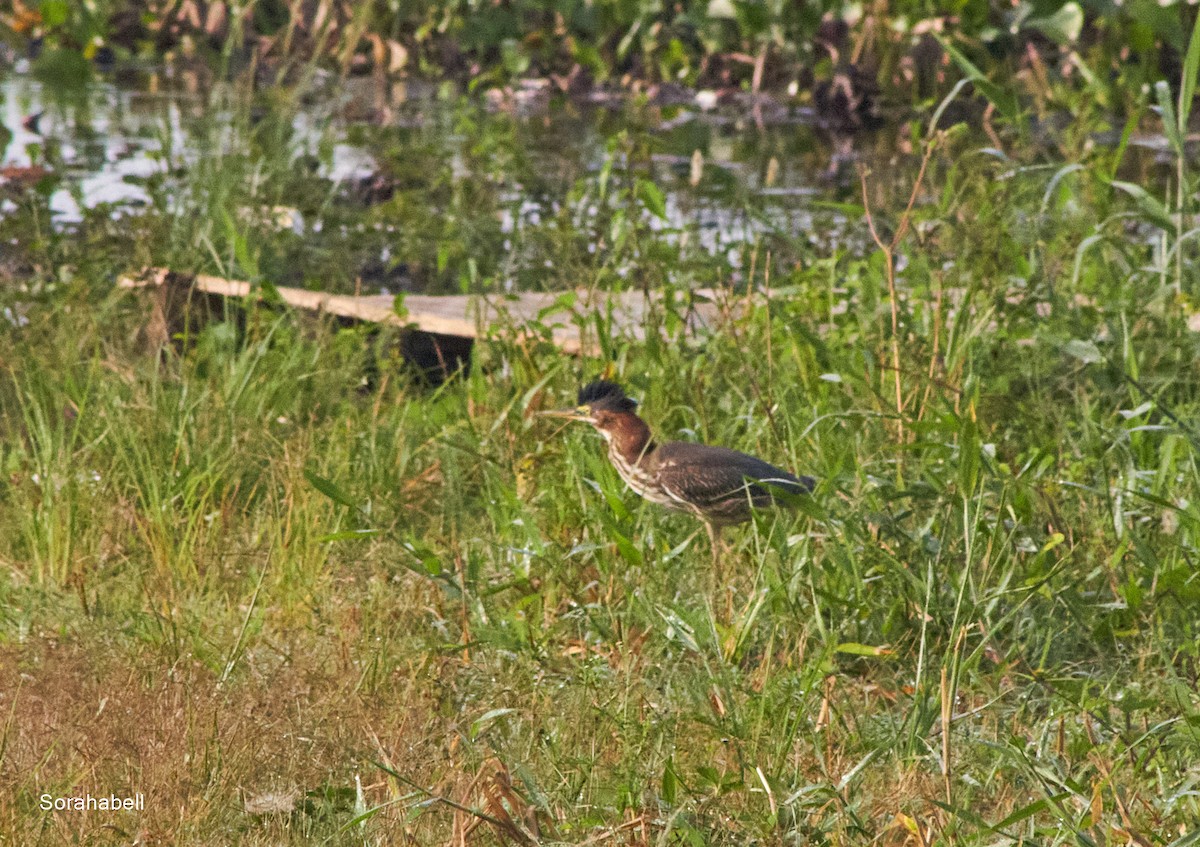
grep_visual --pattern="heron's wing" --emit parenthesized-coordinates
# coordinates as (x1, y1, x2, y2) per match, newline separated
(651, 442, 813, 510)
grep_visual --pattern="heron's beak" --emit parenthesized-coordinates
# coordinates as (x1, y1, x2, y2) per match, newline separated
(537, 406, 591, 422)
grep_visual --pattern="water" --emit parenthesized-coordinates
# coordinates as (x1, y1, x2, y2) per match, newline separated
(0, 76, 380, 224)
(0, 71, 901, 295)
(1, 77, 174, 223)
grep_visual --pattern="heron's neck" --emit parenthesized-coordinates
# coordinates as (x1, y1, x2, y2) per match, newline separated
(608, 413, 655, 466)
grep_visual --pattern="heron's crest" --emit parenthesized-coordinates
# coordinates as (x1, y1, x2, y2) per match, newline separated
(578, 380, 637, 413)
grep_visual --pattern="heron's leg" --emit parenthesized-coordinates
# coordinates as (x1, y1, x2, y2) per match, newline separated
(706, 521, 724, 577)
(706, 521, 737, 619)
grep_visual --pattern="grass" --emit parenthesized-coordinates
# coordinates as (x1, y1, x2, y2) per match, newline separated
(3, 68, 1200, 846)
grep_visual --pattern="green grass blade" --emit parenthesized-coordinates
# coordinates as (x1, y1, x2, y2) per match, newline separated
(1178, 9, 1200, 131)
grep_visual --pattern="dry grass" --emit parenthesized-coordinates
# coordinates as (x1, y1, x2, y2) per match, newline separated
(3, 611, 1187, 845)
(0, 628, 448, 843)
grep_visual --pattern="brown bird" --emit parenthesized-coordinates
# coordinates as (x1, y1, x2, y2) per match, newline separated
(541, 380, 814, 562)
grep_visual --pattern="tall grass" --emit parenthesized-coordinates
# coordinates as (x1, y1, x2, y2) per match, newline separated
(3, 44, 1200, 847)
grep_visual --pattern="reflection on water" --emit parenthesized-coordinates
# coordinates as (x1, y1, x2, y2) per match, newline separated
(0, 76, 380, 224)
(0, 71, 934, 294)
(1, 77, 176, 223)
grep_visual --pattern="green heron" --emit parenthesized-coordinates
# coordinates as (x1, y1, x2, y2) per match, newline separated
(541, 380, 814, 561)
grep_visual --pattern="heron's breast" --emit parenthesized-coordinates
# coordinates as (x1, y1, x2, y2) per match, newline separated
(609, 449, 680, 507)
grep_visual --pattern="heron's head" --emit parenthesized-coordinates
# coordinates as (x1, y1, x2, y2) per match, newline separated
(540, 380, 639, 441)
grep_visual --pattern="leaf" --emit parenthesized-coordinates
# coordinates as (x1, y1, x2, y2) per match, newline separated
(993, 796, 1057, 829)
(536, 291, 576, 321)
(706, 0, 736, 19)
(612, 529, 644, 566)
(636, 178, 668, 221)
(1156, 80, 1183, 158)
(40, 0, 70, 26)
(1071, 232, 1108, 288)
(808, 199, 867, 217)
(836, 749, 881, 790)
(403, 540, 443, 577)
(959, 413, 981, 493)
(1117, 402, 1154, 420)
(1178, 6, 1200, 132)
(657, 606, 700, 653)
(834, 642, 894, 657)
(32, 47, 91, 87)
(470, 708, 517, 739)
(1039, 533, 1066, 554)
(939, 39, 1020, 124)
(1024, 2, 1083, 45)
(222, 208, 259, 281)
(895, 813, 920, 835)
(318, 529, 381, 543)
(928, 77, 973, 136)
(1063, 339, 1103, 365)
(1111, 180, 1175, 232)
(1040, 163, 1085, 215)
(661, 759, 678, 806)
(597, 148, 616, 201)
(304, 468, 360, 509)
(257, 278, 283, 306)
(1165, 826, 1200, 847)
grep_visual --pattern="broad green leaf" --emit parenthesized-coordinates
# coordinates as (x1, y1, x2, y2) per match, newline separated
(636, 178, 668, 220)
(32, 47, 91, 87)
(1024, 3, 1083, 45)
(537, 290, 577, 321)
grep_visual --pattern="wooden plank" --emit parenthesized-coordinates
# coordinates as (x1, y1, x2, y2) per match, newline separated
(118, 269, 738, 355)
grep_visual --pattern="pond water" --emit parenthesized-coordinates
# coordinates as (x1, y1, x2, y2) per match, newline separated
(0, 75, 381, 222)
(0, 70, 898, 294)
(0, 70, 1170, 297)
